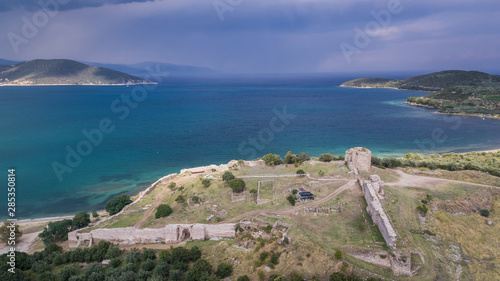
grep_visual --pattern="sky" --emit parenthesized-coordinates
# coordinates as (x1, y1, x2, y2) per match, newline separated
(0, 0, 499, 74)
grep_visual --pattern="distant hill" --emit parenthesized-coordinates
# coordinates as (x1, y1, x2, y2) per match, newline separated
(0, 59, 23, 65)
(341, 70, 500, 91)
(85, 61, 216, 80)
(0, 59, 154, 85)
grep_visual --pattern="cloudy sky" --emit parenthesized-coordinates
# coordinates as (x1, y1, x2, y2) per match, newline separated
(1, 0, 499, 74)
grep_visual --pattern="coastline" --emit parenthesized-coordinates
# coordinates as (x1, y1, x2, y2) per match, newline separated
(0, 82, 157, 87)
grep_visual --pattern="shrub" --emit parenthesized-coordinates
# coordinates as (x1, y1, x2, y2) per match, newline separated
(215, 262, 233, 278)
(297, 152, 310, 163)
(201, 179, 211, 188)
(175, 195, 185, 203)
(284, 151, 297, 164)
(168, 182, 176, 189)
(318, 170, 325, 176)
(270, 251, 281, 265)
(155, 204, 173, 219)
(335, 250, 342, 260)
(480, 209, 490, 217)
(222, 171, 235, 183)
(319, 153, 334, 162)
(296, 169, 305, 175)
(92, 210, 98, 218)
(229, 178, 246, 192)
(258, 270, 266, 281)
(142, 259, 156, 271)
(416, 204, 428, 214)
(259, 251, 269, 261)
(290, 271, 304, 281)
(105, 194, 132, 215)
(286, 195, 296, 206)
(238, 275, 251, 281)
(292, 189, 298, 195)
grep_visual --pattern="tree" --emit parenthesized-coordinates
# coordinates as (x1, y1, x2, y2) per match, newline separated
(155, 204, 173, 219)
(189, 246, 202, 261)
(92, 210, 99, 218)
(172, 247, 190, 263)
(142, 259, 155, 271)
(263, 154, 284, 166)
(229, 178, 246, 192)
(73, 211, 90, 229)
(222, 171, 235, 183)
(215, 262, 233, 278)
(286, 195, 296, 206)
(335, 250, 342, 260)
(58, 265, 78, 281)
(297, 152, 310, 163)
(202, 179, 211, 188)
(105, 194, 132, 215)
(38, 219, 73, 245)
(0, 221, 22, 245)
(168, 182, 176, 190)
(319, 153, 335, 162)
(249, 189, 258, 200)
(284, 151, 297, 164)
(296, 169, 305, 176)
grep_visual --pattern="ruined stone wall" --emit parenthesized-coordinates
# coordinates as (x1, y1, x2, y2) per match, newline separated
(359, 178, 397, 249)
(68, 223, 236, 248)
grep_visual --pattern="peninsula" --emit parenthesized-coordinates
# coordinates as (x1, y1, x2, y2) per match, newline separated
(342, 70, 500, 117)
(0, 59, 154, 86)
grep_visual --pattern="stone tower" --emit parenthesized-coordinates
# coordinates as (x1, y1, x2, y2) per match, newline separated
(345, 147, 372, 172)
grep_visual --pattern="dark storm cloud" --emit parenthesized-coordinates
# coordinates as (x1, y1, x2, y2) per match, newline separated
(0, 0, 155, 12)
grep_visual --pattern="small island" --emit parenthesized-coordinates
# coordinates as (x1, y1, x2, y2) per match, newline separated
(342, 70, 500, 117)
(0, 59, 155, 86)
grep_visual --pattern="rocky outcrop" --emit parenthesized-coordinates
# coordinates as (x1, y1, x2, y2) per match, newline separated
(69, 223, 236, 248)
(345, 147, 372, 173)
(359, 177, 397, 249)
(180, 160, 265, 174)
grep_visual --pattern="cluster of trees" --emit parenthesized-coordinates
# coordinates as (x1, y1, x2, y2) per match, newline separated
(0, 221, 22, 244)
(372, 151, 500, 178)
(222, 172, 246, 193)
(318, 153, 344, 162)
(0, 240, 239, 281)
(407, 97, 441, 108)
(262, 154, 284, 166)
(38, 211, 90, 245)
(105, 194, 133, 215)
(262, 152, 312, 166)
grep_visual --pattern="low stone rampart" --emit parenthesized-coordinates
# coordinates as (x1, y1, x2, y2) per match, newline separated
(358, 178, 397, 249)
(69, 223, 236, 248)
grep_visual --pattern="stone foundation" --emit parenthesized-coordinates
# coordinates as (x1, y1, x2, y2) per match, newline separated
(69, 223, 236, 248)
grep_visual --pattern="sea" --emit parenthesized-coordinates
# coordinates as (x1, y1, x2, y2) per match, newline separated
(1, 74, 500, 219)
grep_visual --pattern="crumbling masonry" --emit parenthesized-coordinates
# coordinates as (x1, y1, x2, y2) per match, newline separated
(358, 177, 397, 249)
(68, 223, 236, 248)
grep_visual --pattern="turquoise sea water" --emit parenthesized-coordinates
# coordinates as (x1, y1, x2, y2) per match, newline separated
(1, 75, 500, 219)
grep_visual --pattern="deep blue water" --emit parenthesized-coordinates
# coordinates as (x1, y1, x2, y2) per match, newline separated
(1, 75, 500, 219)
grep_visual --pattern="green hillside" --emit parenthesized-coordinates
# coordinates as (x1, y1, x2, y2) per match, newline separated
(342, 70, 500, 91)
(342, 70, 500, 116)
(0, 59, 153, 85)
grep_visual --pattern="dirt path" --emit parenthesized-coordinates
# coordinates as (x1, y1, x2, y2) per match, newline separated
(219, 180, 356, 223)
(387, 170, 499, 189)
